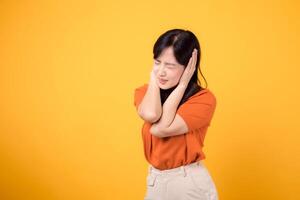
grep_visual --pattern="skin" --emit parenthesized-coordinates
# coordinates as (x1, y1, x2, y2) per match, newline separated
(151, 46, 197, 89)
(152, 46, 185, 89)
(148, 47, 198, 137)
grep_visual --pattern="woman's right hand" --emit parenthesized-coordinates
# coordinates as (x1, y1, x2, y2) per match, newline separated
(150, 64, 158, 86)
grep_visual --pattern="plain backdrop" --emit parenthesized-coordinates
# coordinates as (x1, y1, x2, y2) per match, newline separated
(0, 0, 299, 199)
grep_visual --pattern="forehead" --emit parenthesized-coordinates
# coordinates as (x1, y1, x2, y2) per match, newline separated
(157, 47, 177, 62)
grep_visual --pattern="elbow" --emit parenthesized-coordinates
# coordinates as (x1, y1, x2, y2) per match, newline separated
(138, 111, 160, 123)
(152, 132, 166, 138)
(149, 125, 166, 138)
(137, 104, 162, 123)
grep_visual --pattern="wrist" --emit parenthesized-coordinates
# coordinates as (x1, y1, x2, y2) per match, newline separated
(177, 82, 188, 89)
(149, 77, 159, 89)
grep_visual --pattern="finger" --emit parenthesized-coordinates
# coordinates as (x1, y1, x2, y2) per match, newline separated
(192, 49, 197, 70)
(192, 49, 197, 64)
(189, 50, 196, 70)
(185, 49, 196, 75)
(186, 55, 193, 72)
(187, 51, 196, 77)
(190, 50, 196, 67)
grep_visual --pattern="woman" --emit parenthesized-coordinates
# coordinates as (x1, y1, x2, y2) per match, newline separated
(134, 29, 218, 200)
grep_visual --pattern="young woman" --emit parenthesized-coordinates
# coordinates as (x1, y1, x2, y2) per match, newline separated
(134, 29, 218, 200)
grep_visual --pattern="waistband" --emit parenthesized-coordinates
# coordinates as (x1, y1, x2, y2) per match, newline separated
(148, 160, 204, 177)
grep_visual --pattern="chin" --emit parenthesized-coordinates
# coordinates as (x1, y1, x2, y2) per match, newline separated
(158, 82, 168, 89)
(159, 86, 169, 90)
(158, 82, 176, 90)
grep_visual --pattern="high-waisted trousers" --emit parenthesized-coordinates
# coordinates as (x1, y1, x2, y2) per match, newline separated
(144, 161, 219, 200)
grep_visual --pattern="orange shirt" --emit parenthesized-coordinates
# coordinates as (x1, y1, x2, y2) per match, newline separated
(134, 83, 217, 170)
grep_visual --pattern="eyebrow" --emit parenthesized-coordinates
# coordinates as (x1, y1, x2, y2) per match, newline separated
(155, 59, 177, 66)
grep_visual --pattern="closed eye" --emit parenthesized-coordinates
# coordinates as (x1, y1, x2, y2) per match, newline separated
(154, 59, 177, 66)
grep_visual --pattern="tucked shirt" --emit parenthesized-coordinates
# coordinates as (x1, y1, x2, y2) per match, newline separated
(134, 83, 217, 170)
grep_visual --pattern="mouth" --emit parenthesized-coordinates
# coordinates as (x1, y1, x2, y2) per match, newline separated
(159, 78, 168, 84)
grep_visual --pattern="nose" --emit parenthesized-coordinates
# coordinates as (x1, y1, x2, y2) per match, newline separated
(158, 65, 166, 77)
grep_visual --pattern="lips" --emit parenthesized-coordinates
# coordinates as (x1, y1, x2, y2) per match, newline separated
(160, 78, 167, 81)
(159, 78, 168, 84)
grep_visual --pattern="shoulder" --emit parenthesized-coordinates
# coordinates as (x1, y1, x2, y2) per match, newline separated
(133, 83, 148, 108)
(134, 83, 148, 93)
(186, 88, 217, 106)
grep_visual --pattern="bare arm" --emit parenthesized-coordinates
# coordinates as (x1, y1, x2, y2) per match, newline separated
(137, 67, 162, 123)
(150, 48, 197, 137)
(149, 83, 187, 137)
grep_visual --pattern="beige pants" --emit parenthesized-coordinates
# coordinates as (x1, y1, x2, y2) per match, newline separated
(144, 161, 219, 200)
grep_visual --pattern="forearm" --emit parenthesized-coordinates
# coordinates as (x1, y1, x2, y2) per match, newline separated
(138, 80, 162, 119)
(151, 83, 187, 129)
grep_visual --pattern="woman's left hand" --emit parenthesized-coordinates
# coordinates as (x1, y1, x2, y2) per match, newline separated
(179, 48, 197, 87)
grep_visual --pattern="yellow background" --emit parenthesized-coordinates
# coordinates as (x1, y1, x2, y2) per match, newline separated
(0, 0, 299, 199)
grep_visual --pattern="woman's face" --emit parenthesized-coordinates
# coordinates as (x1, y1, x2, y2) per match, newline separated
(153, 46, 185, 89)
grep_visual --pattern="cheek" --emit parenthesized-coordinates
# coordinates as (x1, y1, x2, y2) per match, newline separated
(172, 70, 183, 80)
(153, 65, 159, 74)
(164, 73, 176, 83)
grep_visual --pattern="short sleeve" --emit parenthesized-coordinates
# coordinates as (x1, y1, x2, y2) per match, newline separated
(176, 91, 217, 132)
(133, 84, 148, 110)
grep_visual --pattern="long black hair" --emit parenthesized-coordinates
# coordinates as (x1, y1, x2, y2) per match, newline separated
(153, 28, 208, 107)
